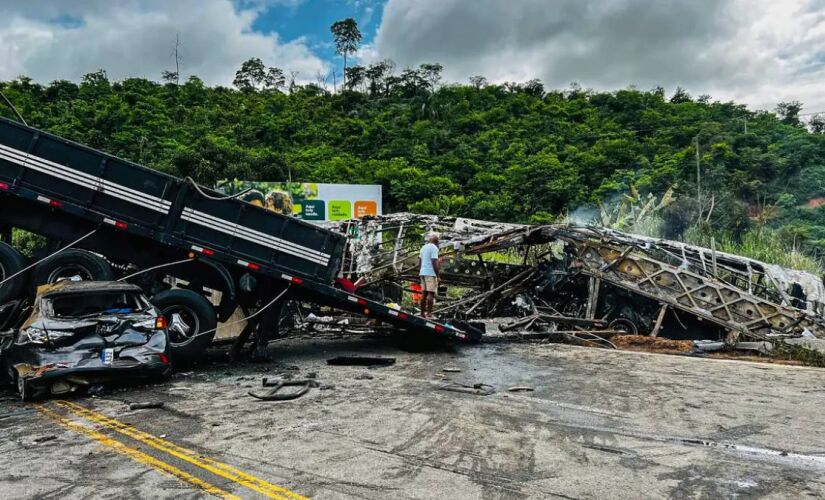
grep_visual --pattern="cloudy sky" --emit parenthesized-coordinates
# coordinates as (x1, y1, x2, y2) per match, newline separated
(1, 0, 824, 112)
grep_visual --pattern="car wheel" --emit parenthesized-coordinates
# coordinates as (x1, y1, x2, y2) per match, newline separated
(0, 241, 26, 303)
(608, 318, 639, 335)
(151, 289, 217, 365)
(31, 249, 113, 291)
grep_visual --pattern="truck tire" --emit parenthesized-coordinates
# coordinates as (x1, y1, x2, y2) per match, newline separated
(0, 242, 26, 303)
(31, 249, 113, 291)
(151, 289, 217, 365)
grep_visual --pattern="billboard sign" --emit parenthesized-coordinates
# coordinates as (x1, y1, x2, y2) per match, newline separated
(217, 181, 382, 222)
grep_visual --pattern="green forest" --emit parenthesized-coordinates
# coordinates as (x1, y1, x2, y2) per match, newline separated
(2, 59, 825, 271)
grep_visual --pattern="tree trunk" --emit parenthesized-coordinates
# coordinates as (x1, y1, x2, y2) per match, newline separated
(343, 54, 348, 89)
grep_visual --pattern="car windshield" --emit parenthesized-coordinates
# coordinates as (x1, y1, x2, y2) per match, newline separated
(46, 292, 148, 318)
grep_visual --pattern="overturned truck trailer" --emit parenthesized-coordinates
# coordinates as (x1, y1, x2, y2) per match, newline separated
(331, 214, 825, 345)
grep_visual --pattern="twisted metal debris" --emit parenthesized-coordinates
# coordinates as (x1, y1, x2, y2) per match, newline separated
(325, 214, 825, 345)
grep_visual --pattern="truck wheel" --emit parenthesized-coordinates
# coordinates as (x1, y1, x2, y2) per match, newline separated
(0, 242, 26, 303)
(151, 289, 217, 365)
(31, 249, 113, 291)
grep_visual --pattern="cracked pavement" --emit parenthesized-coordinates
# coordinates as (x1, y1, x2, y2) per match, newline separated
(2, 337, 825, 499)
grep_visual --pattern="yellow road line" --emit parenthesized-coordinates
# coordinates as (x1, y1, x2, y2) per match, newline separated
(56, 400, 307, 500)
(36, 404, 240, 500)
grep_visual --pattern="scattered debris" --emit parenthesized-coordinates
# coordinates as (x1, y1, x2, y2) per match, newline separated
(354, 373, 375, 380)
(734, 341, 774, 355)
(507, 386, 535, 392)
(442, 367, 461, 373)
(248, 378, 320, 401)
(0, 408, 37, 420)
(437, 382, 495, 396)
(33, 435, 57, 444)
(128, 402, 165, 411)
(694, 340, 726, 353)
(327, 356, 396, 367)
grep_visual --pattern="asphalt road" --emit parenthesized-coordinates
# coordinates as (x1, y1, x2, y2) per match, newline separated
(2, 337, 825, 499)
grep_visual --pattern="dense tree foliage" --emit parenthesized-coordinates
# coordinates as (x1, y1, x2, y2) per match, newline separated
(3, 67, 825, 263)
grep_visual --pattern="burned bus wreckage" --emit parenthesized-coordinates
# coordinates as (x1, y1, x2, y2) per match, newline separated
(326, 214, 825, 354)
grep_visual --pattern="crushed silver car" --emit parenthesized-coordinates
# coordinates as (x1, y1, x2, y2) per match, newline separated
(0, 281, 171, 400)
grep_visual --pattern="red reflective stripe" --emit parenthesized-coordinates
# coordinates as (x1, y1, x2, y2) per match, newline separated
(357, 298, 368, 306)
(0, 182, 8, 190)
(49, 199, 62, 208)
(202, 248, 215, 256)
(291, 276, 303, 284)
(247, 262, 260, 271)
(115, 221, 128, 230)
(435, 324, 445, 333)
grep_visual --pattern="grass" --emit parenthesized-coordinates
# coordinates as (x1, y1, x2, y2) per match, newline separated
(684, 226, 823, 274)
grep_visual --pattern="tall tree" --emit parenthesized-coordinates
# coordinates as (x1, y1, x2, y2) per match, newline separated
(670, 86, 692, 103)
(418, 63, 443, 92)
(522, 78, 544, 97)
(776, 101, 803, 126)
(810, 114, 825, 134)
(165, 32, 183, 85)
(233, 58, 284, 92)
(161, 70, 179, 84)
(345, 65, 366, 91)
(366, 59, 393, 97)
(263, 67, 286, 91)
(233, 57, 267, 91)
(469, 75, 488, 89)
(330, 18, 362, 88)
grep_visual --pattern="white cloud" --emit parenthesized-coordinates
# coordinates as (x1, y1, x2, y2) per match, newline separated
(0, 0, 327, 86)
(371, 0, 825, 112)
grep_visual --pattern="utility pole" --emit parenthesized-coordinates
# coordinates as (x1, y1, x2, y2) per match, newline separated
(173, 33, 181, 85)
(695, 135, 701, 217)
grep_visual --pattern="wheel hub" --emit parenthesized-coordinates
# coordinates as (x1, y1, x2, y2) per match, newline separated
(169, 312, 192, 339)
(48, 265, 93, 283)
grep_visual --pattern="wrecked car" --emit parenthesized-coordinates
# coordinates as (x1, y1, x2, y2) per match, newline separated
(0, 281, 171, 400)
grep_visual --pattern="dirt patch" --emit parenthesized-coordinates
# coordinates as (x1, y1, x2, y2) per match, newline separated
(706, 352, 806, 366)
(612, 335, 821, 367)
(611, 335, 694, 354)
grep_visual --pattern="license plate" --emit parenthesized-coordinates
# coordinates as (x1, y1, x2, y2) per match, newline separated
(101, 348, 114, 365)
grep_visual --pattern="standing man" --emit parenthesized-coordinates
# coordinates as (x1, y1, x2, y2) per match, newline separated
(419, 233, 440, 318)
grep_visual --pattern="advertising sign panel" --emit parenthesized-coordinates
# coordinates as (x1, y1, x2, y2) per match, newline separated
(217, 181, 382, 222)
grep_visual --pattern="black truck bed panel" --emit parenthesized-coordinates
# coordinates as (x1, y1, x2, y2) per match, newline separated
(177, 193, 340, 281)
(0, 116, 345, 283)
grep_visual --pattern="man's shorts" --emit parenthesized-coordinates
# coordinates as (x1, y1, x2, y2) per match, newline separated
(420, 276, 438, 292)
